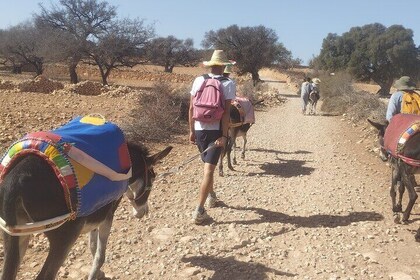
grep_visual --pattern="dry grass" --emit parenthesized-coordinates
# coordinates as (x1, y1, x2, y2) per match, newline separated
(124, 80, 190, 142)
(319, 72, 387, 122)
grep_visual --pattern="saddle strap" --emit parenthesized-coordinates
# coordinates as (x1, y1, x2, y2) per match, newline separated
(0, 213, 71, 236)
(398, 154, 420, 167)
(66, 145, 132, 181)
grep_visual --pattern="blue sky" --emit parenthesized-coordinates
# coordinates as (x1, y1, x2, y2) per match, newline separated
(1, 0, 419, 65)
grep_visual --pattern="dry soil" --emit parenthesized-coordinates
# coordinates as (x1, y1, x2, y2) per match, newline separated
(1, 71, 420, 280)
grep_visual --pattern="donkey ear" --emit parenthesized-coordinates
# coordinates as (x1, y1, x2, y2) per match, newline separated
(367, 119, 385, 131)
(148, 146, 173, 165)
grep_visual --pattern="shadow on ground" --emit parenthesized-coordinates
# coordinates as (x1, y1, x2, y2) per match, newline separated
(181, 255, 296, 280)
(216, 205, 384, 228)
(248, 158, 314, 177)
(249, 148, 311, 156)
(216, 202, 384, 228)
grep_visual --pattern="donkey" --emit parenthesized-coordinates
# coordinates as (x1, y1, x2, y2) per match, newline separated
(308, 90, 320, 115)
(0, 141, 172, 280)
(219, 98, 262, 176)
(368, 117, 420, 241)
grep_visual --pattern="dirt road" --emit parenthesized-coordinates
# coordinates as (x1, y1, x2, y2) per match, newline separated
(5, 76, 420, 279)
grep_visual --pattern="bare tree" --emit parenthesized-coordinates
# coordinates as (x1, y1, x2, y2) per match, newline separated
(36, 0, 117, 83)
(145, 36, 200, 72)
(86, 18, 154, 85)
(0, 22, 46, 76)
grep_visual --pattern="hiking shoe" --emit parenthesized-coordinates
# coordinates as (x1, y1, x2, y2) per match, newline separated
(192, 209, 210, 225)
(206, 195, 218, 208)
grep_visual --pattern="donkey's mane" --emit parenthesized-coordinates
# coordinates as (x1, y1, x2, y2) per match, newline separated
(127, 141, 150, 157)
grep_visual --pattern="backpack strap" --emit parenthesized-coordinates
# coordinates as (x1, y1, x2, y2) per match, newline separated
(202, 74, 229, 83)
(215, 76, 229, 82)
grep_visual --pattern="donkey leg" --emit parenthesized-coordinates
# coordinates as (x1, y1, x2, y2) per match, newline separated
(396, 180, 404, 213)
(227, 137, 235, 171)
(415, 227, 420, 242)
(218, 147, 225, 177)
(241, 135, 247, 160)
(232, 138, 238, 165)
(88, 219, 113, 280)
(88, 203, 121, 280)
(402, 172, 418, 223)
(1, 233, 30, 280)
(390, 164, 402, 223)
(36, 223, 82, 280)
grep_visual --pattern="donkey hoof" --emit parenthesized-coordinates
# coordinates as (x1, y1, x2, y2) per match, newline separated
(219, 171, 224, 177)
(393, 213, 401, 224)
(233, 159, 238, 165)
(241, 154, 245, 159)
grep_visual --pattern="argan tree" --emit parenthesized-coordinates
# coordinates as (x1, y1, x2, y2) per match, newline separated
(0, 22, 47, 75)
(202, 25, 298, 84)
(36, 0, 117, 83)
(87, 18, 154, 85)
(314, 23, 418, 96)
(145, 36, 199, 73)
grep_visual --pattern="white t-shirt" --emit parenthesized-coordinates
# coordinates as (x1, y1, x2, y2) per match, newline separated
(190, 74, 236, 130)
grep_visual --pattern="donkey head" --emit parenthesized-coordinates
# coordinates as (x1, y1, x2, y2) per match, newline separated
(367, 119, 388, 161)
(126, 143, 172, 219)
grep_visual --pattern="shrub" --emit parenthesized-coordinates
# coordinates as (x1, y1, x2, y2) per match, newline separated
(320, 72, 387, 122)
(125, 80, 190, 142)
(239, 80, 258, 102)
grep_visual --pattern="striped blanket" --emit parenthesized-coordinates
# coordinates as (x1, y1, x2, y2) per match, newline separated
(384, 114, 420, 157)
(0, 116, 131, 217)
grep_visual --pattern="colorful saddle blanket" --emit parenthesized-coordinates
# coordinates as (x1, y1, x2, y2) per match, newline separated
(0, 116, 131, 217)
(384, 114, 420, 157)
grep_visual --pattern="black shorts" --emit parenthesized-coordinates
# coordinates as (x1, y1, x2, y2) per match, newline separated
(195, 130, 222, 165)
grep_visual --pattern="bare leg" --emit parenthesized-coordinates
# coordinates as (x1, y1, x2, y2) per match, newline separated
(198, 163, 216, 208)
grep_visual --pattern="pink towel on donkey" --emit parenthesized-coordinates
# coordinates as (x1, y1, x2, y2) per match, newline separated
(235, 97, 255, 124)
(384, 113, 420, 157)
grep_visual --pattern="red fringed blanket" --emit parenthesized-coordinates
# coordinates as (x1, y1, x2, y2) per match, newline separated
(384, 114, 420, 157)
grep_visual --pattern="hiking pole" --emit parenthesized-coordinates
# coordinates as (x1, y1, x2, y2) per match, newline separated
(156, 142, 218, 180)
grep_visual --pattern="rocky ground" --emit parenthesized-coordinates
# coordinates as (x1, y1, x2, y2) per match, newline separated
(1, 70, 420, 279)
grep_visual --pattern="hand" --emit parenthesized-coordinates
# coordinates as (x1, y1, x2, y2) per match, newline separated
(189, 132, 196, 144)
(215, 136, 227, 147)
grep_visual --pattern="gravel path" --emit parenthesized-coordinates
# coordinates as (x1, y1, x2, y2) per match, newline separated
(4, 76, 420, 280)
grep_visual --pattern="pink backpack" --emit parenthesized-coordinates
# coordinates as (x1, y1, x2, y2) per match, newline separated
(193, 74, 228, 122)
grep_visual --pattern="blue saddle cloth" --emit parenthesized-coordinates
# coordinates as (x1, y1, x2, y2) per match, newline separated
(51, 116, 131, 216)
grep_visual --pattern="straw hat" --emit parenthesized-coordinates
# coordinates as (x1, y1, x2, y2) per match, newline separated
(312, 78, 321, 85)
(223, 60, 236, 74)
(394, 76, 417, 90)
(203, 50, 231, 67)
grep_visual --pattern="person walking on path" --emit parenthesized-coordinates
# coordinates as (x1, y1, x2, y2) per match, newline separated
(188, 50, 236, 224)
(300, 77, 312, 114)
(386, 76, 419, 121)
